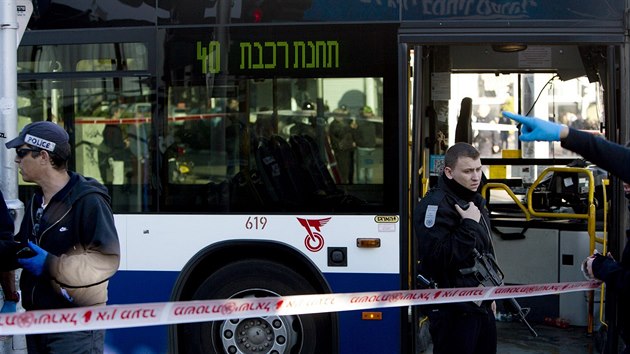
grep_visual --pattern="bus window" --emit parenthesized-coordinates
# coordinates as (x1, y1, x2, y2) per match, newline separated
(18, 43, 148, 74)
(447, 73, 601, 160)
(420, 71, 603, 190)
(164, 77, 385, 213)
(18, 78, 152, 212)
(16, 40, 154, 212)
(71, 79, 154, 212)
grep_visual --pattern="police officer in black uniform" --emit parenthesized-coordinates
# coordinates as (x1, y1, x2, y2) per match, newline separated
(414, 142, 497, 354)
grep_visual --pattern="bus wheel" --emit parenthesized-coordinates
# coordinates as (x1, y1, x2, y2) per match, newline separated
(180, 259, 334, 354)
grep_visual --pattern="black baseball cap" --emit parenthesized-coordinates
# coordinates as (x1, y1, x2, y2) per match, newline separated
(5, 121, 71, 159)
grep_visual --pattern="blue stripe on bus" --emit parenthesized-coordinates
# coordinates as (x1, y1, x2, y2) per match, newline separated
(325, 272, 403, 354)
(105, 271, 402, 354)
(106, 271, 178, 354)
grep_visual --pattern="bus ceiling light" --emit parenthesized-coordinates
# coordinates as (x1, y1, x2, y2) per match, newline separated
(492, 43, 528, 53)
(356, 238, 381, 248)
(362, 311, 383, 320)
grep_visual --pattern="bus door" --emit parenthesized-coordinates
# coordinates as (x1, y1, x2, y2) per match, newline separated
(404, 26, 630, 352)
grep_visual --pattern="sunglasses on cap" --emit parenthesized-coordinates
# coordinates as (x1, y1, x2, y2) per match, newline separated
(15, 147, 41, 158)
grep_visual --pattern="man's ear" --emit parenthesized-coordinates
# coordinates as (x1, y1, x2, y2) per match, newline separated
(444, 166, 453, 179)
(38, 150, 50, 164)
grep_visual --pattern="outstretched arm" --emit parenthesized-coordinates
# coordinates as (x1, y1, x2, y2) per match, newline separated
(591, 255, 630, 294)
(503, 111, 630, 184)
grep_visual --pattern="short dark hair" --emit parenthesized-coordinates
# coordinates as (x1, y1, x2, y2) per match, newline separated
(30, 146, 69, 170)
(48, 151, 70, 170)
(444, 142, 480, 169)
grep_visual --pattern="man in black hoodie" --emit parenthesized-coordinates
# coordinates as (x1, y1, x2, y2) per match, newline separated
(4, 121, 120, 354)
(503, 111, 630, 354)
(415, 142, 497, 354)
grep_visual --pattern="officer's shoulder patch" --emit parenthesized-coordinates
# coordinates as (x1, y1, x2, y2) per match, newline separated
(424, 205, 438, 228)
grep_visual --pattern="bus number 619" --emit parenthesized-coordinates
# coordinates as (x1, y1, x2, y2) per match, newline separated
(245, 216, 267, 230)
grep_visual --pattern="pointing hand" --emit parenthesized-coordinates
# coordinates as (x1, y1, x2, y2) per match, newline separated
(502, 111, 566, 142)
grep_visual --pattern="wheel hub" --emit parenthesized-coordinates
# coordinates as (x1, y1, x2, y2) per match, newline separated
(221, 315, 291, 354)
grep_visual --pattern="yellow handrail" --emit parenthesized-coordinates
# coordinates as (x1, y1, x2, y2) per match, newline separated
(525, 167, 595, 221)
(599, 179, 609, 329)
(525, 167, 605, 334)
(485, 167, 607, 334)
(480, 183, 531, 221)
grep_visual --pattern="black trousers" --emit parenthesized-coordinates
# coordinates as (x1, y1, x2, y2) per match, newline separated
(26, 330, 105, 354)
(428, 307, 497, 354)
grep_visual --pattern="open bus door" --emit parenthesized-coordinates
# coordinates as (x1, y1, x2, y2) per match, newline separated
(406, 28, 630, 353)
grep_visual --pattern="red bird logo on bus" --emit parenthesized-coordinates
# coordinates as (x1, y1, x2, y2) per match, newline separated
(297, 217, 331, 252)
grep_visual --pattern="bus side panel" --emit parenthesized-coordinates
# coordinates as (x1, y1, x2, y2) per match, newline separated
(326, 273, 402, 354)
(105, 270, 179, 354)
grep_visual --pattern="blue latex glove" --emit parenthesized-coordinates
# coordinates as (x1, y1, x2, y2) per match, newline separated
(0, 301, 16, 313)
(502, 111, 563, 142)
(17, 242, 48, 277)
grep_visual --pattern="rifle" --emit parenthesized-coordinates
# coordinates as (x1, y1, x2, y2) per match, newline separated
(416, 273, 437, 289)
(460, 248, 538, 337)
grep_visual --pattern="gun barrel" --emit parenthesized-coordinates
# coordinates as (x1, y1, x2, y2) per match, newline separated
(507, 298, 538, 337)
(468, 249, 537, 337)
(522, 317, 538, 337)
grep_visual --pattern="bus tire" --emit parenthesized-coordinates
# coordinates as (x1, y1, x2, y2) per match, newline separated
(180, 259, 334, 354)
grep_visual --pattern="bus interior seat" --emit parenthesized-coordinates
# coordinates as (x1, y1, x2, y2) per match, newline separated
(455, 97, 473, 144)
(289, 134, 365, 210)
(254, 136, 303, 210)
(454, 97, 492, 204)
(289, 134, 343, 198)
(250, 133, 366, 211)
(270, 135, 306, 201)
(228, 169, 269, 211)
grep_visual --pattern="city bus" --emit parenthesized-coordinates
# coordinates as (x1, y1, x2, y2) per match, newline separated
(7, 0, 630, 353)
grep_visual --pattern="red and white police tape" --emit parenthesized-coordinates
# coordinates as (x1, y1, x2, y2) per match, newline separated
(0, 280, 600, 335)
